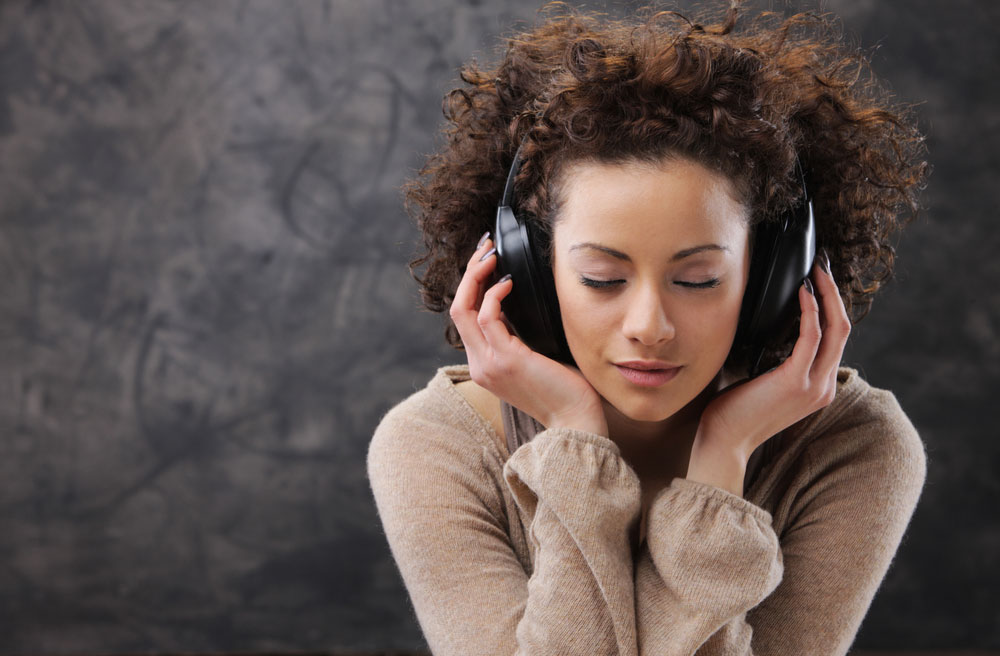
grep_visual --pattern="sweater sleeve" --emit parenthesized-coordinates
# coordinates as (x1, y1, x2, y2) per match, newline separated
(502, 428, 642, 654)
(634, 477, 784, 655)
(367, 395, 641, 655)
(742, 388, 927, 655)
(633, 387, 927, 655)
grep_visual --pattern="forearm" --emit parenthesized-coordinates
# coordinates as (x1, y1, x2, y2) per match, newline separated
(503, 428, 641, 655)
(515, 501, 626, 654)
(685, 431, 749, 497)
(635, 477, 783, 654)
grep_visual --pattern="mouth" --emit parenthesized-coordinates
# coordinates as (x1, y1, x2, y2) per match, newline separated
(614, 364, 682, 387)
(615, 360, 680, 371)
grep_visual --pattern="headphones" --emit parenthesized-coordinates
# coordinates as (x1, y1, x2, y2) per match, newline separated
(492, 142, 816, 378)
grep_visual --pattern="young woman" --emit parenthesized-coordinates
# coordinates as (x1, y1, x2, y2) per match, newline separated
(368, 3, 929, 654)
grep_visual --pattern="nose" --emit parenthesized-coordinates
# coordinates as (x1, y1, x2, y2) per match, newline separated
(621, 280, 676, 346)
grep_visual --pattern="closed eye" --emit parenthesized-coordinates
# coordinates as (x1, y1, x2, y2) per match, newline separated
(578, 276, 624, 289)
(677, 279, 721, 289)
(578, 276, 720, 290)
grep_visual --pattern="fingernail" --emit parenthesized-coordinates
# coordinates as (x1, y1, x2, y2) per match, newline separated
(477, 231, 491, 250)
(819, 248, 830, 273)
(479, 246, 496, 262)
(498, 273, 512, 284)
(803, 277, 815, 295)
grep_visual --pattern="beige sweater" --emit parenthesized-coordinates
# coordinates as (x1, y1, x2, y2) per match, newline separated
(367, 364, 927, 655)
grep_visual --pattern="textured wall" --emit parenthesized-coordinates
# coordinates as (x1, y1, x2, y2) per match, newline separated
(0, 0, 995, 653)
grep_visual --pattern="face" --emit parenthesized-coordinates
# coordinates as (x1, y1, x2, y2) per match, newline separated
(551, 156, 751, 425)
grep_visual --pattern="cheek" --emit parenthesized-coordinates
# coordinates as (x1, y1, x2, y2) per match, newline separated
(662, 289, 746, 354)
(690, 289, 747, 356)
(554, 275, 618, 361)
(558, 287, 610, 344)
(691, 288, 744, 330)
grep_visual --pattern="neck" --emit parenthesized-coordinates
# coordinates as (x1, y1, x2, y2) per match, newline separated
(604, 367, 743, 480)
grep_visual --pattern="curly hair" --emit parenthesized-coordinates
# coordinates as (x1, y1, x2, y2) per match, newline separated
(404, 1, 929, 371)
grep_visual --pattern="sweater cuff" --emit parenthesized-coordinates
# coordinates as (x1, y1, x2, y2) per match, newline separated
(665, 476, 774, 525)
(645, 475, 784, 612)
(503, 427, 640, 536)
(526, 426, 624, 456)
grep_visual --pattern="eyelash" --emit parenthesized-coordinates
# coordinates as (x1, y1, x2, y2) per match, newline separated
(578, 276, 721, 290)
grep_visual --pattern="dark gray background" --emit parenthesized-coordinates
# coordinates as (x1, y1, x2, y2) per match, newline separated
(0, 0, 995, 653)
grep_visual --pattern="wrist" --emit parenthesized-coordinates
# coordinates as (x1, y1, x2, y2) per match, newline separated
(685, 433, 749, 497)
(546, 411, 608, 438)
(547, 420, 609, 437)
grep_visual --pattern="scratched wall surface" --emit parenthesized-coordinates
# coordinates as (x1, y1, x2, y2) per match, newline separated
(0, 0, 995, 654)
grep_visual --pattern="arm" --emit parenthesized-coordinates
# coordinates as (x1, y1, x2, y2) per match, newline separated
(743, 390, 927, 655)
(368, 402, 641, 655)
(503, 427, 641, 654)
(633, 389, 926, 655)
(384, 228, 641, 653)
(634, 476, 783, 655)
(629, 251, 859, 653)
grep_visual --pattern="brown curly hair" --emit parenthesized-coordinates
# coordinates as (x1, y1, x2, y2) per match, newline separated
(404, 1, 929, 372)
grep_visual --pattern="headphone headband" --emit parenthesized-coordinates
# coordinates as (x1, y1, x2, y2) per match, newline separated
(500, 142, 526, 209)
(494, 138, 815, 377)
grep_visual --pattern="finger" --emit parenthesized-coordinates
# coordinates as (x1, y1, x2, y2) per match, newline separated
(478, 274, 517, 353)
(784, 276, 823, 377)
(452, 237, 494, 314)
(809, 256, 852, 379)
(450, 236, 497, 354)
(499, 311, 515, 334)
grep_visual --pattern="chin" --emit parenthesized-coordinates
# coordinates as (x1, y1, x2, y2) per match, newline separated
(622, 405, 679, 423)
(596, 365, 720, 425)
(600, 387, 688, 424)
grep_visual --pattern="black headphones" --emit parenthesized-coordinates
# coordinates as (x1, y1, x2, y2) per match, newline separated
(492, 142, 816, 378)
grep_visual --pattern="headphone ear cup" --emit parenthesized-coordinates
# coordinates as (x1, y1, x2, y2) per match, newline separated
(734, 219, 780, 354)
(494, 205, 576, 365)
(733, 200, 816, 376)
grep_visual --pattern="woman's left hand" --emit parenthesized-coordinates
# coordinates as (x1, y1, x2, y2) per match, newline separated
(696, 251, 851, 464)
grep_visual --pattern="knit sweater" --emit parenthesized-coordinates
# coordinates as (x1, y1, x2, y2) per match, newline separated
(367, 364, 927, 655)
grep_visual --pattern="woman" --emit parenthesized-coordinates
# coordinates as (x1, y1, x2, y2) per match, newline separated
(368, 3, 929, 654)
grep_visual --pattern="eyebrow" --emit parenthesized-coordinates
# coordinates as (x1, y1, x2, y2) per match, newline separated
(568, 242, 730, 262)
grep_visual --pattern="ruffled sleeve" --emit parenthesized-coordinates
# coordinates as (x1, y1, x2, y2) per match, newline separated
(742, 387, 927, 655)
(632, 383, 926, 655)
(371, 367, 925, 655)
(368, 386, 643, 656)
(502, 428, 642, 655)
(635, 477, 784, 654)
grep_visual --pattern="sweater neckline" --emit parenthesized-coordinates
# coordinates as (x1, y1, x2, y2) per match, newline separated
(429, 363, 869, 461)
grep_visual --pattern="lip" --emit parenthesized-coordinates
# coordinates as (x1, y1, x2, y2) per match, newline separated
(615, 360, 681, 371)
(614, 363, 682, 387)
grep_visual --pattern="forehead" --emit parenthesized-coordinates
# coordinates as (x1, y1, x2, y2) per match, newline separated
(553, 157, 749, 247)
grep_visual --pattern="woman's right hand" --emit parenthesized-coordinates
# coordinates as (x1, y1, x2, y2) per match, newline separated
(450, 232, 609, 437)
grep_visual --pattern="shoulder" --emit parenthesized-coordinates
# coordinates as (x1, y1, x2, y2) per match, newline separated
(366, 364, 508, 503)
(797, 366, 927, 501)
(454, 379, 506, 450)
(370, 363, 504, 452)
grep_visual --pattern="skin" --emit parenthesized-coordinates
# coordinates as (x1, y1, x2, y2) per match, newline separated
(549, 157, 751, 481)
(450, 153, 851, 509)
